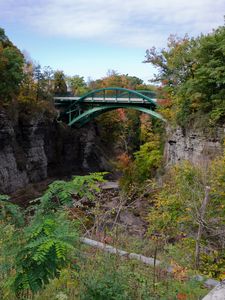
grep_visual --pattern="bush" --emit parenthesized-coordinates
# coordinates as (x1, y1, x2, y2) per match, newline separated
(81, 267, 129, 300)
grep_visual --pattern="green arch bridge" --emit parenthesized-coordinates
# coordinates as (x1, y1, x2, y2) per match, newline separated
(53, 87, 166, 127)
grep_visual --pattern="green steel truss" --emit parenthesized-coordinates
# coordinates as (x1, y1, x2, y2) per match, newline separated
(53, 87, 166, 126)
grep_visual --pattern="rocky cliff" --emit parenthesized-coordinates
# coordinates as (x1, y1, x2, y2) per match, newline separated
(0, 109, 110, 194)
(1, 106, 224, 194)
(164, 125, 225, 167)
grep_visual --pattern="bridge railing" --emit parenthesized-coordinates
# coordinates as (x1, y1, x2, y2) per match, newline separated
(54, 87, 157, 108)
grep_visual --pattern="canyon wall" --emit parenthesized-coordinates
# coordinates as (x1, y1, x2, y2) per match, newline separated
(1, 106, 224, 194)
(164, 125, 225, 167)
(0, 110, 110, 194)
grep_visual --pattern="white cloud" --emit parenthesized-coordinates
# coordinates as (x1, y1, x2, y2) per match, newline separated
(0, 0, 224, 48)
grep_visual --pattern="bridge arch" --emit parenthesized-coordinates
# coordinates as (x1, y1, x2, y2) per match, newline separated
(54, 87, 166, 127)
(68, 105, 166, 127)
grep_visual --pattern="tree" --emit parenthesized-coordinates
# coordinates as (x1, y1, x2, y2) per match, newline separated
(33, 64, 42, 101)
(144, 25, 225, 126)
(66, 75, 89, 95)
(19, 59, 54, 102)
(54, 71, 67, 95)
(18, 55, 36, 101)
(87, 71, 145, 91)
(34, 65, 54, 100)
(0, 28, 24, 102)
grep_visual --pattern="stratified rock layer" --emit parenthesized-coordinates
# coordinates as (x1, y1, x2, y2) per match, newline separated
(0, 110, 110, 194)
(164, 126, 225, 167)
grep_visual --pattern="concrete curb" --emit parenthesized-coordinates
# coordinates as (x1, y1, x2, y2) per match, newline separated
(81, 237, 220, 294)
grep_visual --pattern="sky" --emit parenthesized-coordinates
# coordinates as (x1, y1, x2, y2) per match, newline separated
(0, 0, 224, 83)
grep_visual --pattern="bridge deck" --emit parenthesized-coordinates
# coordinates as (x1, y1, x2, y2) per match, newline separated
(54, 97, 157, 105)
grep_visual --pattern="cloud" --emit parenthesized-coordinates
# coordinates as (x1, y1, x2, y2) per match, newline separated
(0, 0, 224, 48)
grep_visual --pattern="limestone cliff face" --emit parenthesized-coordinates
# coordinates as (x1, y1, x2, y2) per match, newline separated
(0, 110, 110, 194)
(164, 125, 225, 167)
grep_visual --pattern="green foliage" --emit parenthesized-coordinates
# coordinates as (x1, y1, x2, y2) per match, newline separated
(125, 109, 141, 153)
(148, 161, 203, 239)
(0, 27, 56, 109)
(0, 28, 24, 102)
(78, 250, 207, 300)
(0, 203, 79, 298)
(13, 172, 107, 294)
(0, 195, 24, 226)
(0, 200, 25, 299)
(0, 194, 9, 201)
(145, 25, 225, 126)
(0, 173, 109, 298)
(0, 222, 21, 277)
(36, 173, 107, 213)
(80, 253, 152, 300)
(13, 212, 79, 296)
(18, 54, 55, 105)
(81, 262, 129, 300)
(0, 224, 208, 300)
(54, 71, 67, 95)
(88, 70, 144, 90)
(66, 75, 89, 96)
(147, 149, 225, 278)
(97, 110, 124, 146)
(118, 131, 163, 191)
(97, 108, 141, 154)
(200, 251, 225, 280)
(31, 64, 54, 101)
(133, 140, 162, 182)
